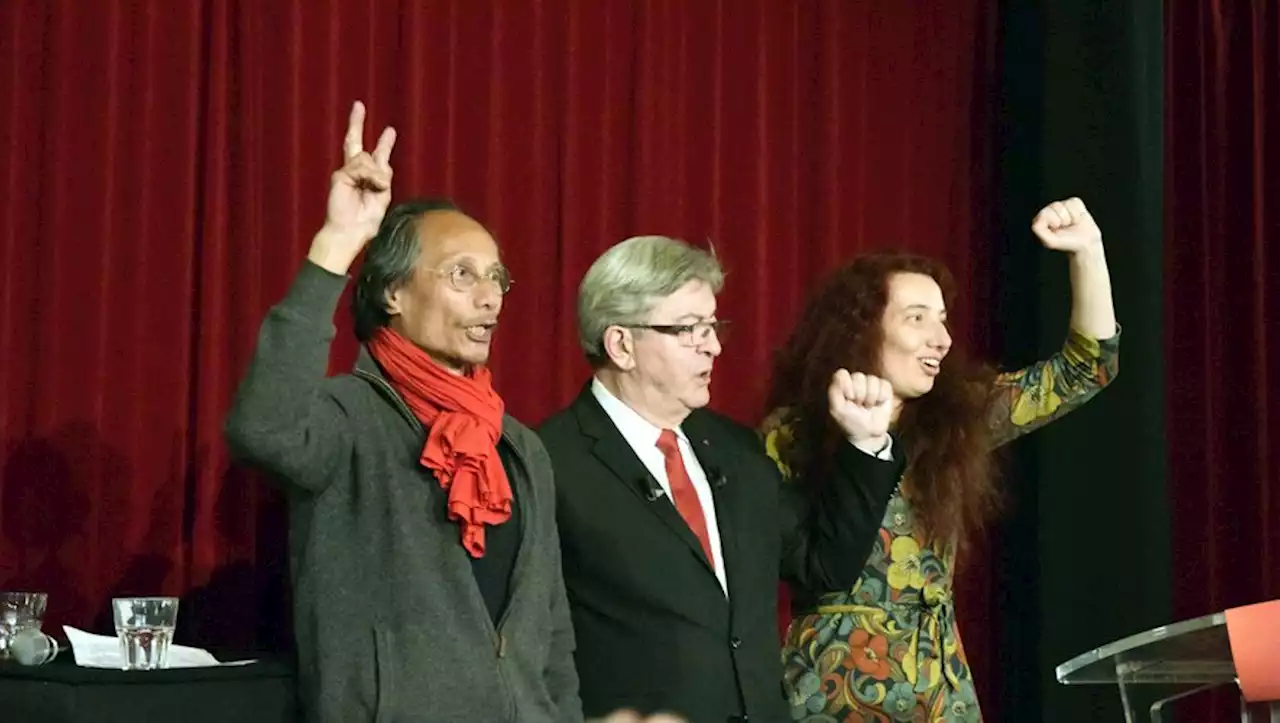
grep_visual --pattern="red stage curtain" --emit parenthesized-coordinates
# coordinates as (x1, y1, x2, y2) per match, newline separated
(0, 0, 999, 707)
(1166, 0, 1280, 720)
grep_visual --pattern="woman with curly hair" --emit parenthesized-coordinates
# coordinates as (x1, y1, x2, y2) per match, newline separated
(761, 197, 1120, 722)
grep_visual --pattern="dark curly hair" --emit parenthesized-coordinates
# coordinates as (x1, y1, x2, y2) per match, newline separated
(766, 253, 1003, 547)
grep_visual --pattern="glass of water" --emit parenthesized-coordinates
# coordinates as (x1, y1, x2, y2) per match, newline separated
(0, 592, 49, 661)
(111, 597, 179, 670)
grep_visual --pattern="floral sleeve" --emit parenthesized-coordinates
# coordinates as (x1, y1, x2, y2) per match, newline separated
(987, 326, 1120, 448)
(760, 407, 796, 479)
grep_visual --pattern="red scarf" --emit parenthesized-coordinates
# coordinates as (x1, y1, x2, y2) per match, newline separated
(366, 327, 512, 558)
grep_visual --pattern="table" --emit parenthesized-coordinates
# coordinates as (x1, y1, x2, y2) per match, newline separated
(0, 650, 297, 723)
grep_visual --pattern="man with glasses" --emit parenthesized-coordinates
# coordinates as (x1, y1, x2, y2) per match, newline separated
(224, 101, 583, 723)
(538, 236, 906, 723)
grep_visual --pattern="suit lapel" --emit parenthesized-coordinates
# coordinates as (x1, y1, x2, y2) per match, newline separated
(682, 411, 745, 598)
(571, 386, 717, 576)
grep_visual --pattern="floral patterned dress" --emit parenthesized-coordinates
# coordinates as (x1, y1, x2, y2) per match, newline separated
(762, 328, 1120, 722)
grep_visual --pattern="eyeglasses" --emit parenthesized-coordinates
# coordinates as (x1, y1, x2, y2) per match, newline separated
(623, 320, 731, 347)
(429, 263, 513, 295)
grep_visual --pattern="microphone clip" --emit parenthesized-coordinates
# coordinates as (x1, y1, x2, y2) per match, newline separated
(641, 476, 666, 502)
(709, 468, 728, 489)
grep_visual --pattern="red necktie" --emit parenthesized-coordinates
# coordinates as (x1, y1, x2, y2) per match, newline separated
(656, 429, 715, 566)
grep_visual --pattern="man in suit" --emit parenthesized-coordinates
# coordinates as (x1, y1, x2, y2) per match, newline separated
(538, 236, 906, 723)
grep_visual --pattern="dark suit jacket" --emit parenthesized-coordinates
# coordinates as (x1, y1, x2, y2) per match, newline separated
(538, 385, 903, 723)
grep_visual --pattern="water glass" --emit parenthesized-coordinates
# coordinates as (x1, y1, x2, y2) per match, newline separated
(0, 591, 49, 662)
(9, 626, 59, 665)
(112, 597, 179, 671)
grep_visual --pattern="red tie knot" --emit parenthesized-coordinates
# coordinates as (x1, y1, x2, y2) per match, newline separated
(656, 429, 680, 455)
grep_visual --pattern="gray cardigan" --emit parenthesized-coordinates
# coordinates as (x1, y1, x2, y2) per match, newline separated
(224, 261, 582, 723)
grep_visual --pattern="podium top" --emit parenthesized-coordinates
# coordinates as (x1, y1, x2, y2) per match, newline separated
(1056, 610, 1235, 685)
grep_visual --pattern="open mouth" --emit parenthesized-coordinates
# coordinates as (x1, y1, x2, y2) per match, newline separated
(919, 357, 942, 376)
(464, 322, 497, 343)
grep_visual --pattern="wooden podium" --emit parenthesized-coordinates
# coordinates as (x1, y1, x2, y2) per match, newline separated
(1056, 600, 1280, 722)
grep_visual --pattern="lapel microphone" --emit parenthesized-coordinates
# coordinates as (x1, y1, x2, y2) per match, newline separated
(708, 468, 728, 489)
(640, 476, 666, 502)
(693, 435, 729, 490)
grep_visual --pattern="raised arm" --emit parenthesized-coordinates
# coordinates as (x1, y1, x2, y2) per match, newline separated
(1032, 197, 1118, 340)
(988, 197, 1120, 448)
(774, 372, 906, 594)
(223, 101, 397, 489)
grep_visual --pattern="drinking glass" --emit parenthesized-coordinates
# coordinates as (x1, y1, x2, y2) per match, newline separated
(111, 597, 179, 670)
(0, 592, 49, 662)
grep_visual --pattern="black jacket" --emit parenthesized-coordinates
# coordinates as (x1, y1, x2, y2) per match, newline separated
(538, 386, 902, 723)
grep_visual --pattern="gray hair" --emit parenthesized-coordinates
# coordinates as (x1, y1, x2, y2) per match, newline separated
(577, 235, 724, 366)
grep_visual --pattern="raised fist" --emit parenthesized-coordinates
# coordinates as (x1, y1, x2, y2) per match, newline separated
(828, 369, 894, 453)
(1031, 197, 1102, 254)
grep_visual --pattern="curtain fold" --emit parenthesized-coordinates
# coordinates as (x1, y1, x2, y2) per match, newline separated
(1166, 0, 1280, 720)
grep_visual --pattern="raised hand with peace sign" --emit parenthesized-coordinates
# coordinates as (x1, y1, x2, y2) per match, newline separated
(308, 100, 397, 275)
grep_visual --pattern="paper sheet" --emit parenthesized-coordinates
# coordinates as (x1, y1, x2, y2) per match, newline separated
(63, 625, 256, 669)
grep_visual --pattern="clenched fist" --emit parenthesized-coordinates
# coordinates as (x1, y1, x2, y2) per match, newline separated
(1031, 197, 1102, 255)
(828, 369, 894, 455)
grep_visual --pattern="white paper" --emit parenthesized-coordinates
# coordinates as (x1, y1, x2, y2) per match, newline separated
(62, 625, 257, 668)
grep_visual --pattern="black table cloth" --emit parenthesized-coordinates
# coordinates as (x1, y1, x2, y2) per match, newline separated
(0, 651, 297, 723)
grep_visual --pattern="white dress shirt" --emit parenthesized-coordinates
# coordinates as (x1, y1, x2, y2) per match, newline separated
(591, 378, 729, 596)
